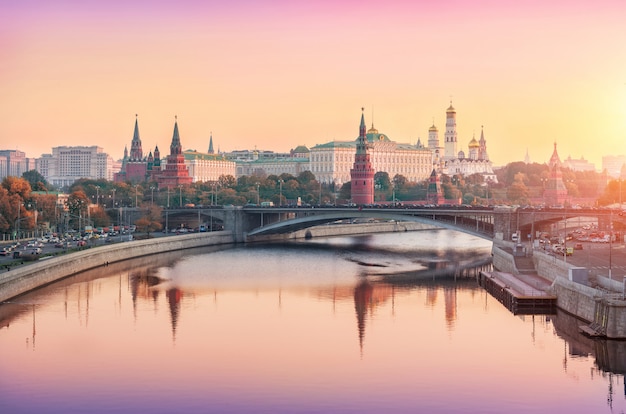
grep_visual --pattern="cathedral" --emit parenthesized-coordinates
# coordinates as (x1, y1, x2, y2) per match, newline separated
(428, 103, 497, 183)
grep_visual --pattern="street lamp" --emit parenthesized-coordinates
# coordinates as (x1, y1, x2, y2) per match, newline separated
(179, 185, 183, 207)
(134, 185, 139, 208)
(111, 188, 116, 209)
(150, 186, 155, 207)
(279, 179, 283, 206)
(256, 183, 260, 205)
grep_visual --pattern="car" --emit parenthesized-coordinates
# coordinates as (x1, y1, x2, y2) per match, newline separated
(574, 243, 583, 250)
(0, 247, 12, 256)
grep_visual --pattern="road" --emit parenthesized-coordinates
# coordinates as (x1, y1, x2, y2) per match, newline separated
(537, 240, 626, 281)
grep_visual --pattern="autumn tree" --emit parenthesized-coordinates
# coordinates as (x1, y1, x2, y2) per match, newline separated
(506, 173, 530, 205)
(135, 205, 163, 236)
(66, 190, 89, 230)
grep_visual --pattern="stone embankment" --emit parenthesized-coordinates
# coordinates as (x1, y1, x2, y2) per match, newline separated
(492, 240, 626, 339)
(0, 231, 235, 303)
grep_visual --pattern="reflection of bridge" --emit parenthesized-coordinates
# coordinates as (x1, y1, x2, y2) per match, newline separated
(122, 205, 625, 242)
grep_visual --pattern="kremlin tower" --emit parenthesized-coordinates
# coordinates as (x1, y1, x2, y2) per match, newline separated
(543, 142, 568, 206)
(115, 115, 151, 183)
(426, 168, 445, 205)
(157, 117, 193, 189)
(350, 108, 375, 205)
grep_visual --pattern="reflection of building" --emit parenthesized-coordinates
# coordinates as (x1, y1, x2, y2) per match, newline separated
(167, 288, 182, 342)
(353, 280, 395, 354)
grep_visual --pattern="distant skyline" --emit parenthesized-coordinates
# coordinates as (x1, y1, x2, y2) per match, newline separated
(2, 0, 625, 168)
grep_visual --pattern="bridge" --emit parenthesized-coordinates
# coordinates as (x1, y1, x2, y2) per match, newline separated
(120, 205, 624, 243)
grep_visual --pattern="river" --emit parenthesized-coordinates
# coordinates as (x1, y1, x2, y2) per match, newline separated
(0, 229, 624, 414)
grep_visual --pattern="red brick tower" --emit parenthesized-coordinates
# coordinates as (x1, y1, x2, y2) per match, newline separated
(350, 108, 375, 205)
(157, 117, 193, 188)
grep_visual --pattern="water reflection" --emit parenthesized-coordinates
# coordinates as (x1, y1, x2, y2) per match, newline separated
(1, 231, 626, 413)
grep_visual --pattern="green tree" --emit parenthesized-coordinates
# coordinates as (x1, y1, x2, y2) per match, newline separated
(22, 170, 51, 191)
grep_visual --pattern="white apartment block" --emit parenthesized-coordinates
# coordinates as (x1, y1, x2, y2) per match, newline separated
(37, 146, 116, 188)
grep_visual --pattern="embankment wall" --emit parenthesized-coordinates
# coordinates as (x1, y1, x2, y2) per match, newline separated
(0, 231, 235, 303)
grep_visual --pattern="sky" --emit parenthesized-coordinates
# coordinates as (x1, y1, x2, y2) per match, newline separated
(2, 0, 626, 169)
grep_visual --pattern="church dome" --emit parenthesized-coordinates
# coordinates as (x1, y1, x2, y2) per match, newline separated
(429, 124, 438, 132)
(446, 104, 455, 113)
(468, 137, 479, 148)
(367, 123, 378, 134)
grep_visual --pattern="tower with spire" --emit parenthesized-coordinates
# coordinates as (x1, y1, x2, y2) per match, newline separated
(350, 108, 375, 205)
(208, 132, 214, 154)
(478, 126, 489, 161)
(426, 168, 445, 205)
(444, 102, 458, 160)
(129, 115, 143, 160)
(115, 115, 148, 183)
(544, 142, 568, 206)
(157, 117, 193, 189)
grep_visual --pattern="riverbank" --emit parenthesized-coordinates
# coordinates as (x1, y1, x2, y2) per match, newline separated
(492, 240, 626, 338)
(0, 231, 235, 303)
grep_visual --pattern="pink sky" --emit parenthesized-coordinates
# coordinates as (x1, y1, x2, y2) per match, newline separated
(1, 0, 625, 169)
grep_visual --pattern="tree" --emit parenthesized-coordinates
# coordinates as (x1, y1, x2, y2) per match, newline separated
(506, 173, 529, 204)
(297, 171, 316, 185)
(374, 172, 391, 191)
(339, 182, 351, 202)
(22, 170, 51, 191)
(2, 176, 31, 199)
(66, 190, 89, 230)
(135, 205, 163, 236)
(218, 174, 237, 189)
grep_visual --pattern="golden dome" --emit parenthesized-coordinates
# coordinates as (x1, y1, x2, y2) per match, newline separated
(468, 137, 479, 148)
(429, 124, 438, 132)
